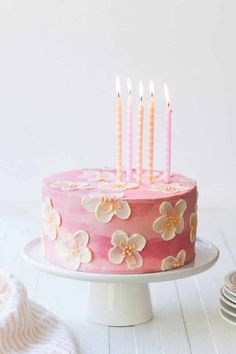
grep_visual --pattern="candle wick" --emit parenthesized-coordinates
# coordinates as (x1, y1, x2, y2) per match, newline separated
(151, 92, 154, 97)
(128, 90, 132, 95)
(140, 96, 143, 101)
(117, 92, 120, 98)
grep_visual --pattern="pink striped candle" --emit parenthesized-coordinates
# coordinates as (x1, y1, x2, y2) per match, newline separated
(164, 83, 172, 183)
(116, 76, 122, 182)
(126, 78, 133, 180)
(136, 82, 144, 184)
(147, 80, 155, 182)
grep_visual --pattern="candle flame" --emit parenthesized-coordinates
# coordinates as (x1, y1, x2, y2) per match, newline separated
(164, 83, 171, 106)
(139, 81, 144, 100)
(150, 80, 154, 96)
(116, 76, 121, 97)
(127, 77, 132, 94)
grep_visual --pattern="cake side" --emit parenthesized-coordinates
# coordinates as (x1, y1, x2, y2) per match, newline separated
(41, 168, 198, 274)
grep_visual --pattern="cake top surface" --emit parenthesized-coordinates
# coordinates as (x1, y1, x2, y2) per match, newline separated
(43, 168, 196, 201)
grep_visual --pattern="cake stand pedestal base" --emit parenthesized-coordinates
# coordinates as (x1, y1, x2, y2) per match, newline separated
(22, 238, 219, 327)
(86, 282, 152, 326)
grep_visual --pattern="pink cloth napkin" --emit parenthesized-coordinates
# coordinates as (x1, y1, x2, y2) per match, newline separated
(0, 272, 77, 354)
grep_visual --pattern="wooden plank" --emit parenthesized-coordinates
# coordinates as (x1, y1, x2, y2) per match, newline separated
(152, 281, 191, 354)
(215, 210, 236, 264)
(176, 276, 217, 354)
(80, 321, 109, 354)
(0, 213, 40, 296)
(135, 283, 163, 354)
(194, 210, 236, 354)
(109, 326, 136, 354)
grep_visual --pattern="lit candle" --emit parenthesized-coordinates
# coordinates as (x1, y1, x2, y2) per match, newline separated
(136, 81, 144, 184)
(126, 78, 133, 180)
(116, 76, 122, 182)
(164, 83, 172, 183)
(147, 80, 155, 182)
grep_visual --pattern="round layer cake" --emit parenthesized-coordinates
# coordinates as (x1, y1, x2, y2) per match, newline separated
(42, 168, 198, 274)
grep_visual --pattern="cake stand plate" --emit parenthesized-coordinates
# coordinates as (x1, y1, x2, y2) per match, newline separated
(22, 238, 219, 326)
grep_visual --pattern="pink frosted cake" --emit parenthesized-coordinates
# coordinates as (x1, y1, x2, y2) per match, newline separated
(42, 168, 198, 274)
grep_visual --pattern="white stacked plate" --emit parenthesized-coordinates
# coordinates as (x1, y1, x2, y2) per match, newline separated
(220, 271, 236, 325)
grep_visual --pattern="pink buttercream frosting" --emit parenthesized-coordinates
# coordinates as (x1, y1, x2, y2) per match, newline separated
(42, 168, 197, 274)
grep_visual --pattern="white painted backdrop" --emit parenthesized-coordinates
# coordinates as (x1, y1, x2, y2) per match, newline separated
(0, 0, 235, 212)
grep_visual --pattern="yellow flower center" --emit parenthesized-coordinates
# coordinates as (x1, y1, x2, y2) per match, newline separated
(172, 260, 180, 268)
(163, 186, 177, 193)
(98, 175, 107, 181)
(71, 240, 80, 257)
(120, 241, 135, 257)
(100, 197, 122, 211)
(166, 215, 178, 227)
(122, 245, 134, 257)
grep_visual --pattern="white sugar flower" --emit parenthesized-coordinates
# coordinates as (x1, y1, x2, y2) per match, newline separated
(161, 250, 186, 271)
(82, 192, 131, 223)
(108, 230, 146, 269)
(98, 181, 139, 191)
(190, 204, 198, 243)
(148, 183, 190, 194)
(56, 230, 92, 270)
(42, 197, 61, 240)
(153, 199, 187, 240)
(79, 170, 116, 182)
(51, 180, 93, 191)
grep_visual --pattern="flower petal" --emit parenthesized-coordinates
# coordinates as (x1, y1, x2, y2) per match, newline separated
(42, 197, 52, 217)
(43, 221, 50, 237)
(65, 255, 81, 270)
(126, 251, 143, 269)
(128, 234, 146, 251)
(50, 209, 61, 226)
(127, 183, 139, 190)
(95, 203, 113, 223)
(111, 230, 129, 247)
(56, 240, 69, 258)
(80, 247, 92, 263)
(161, 256, 176, 271)
(175, 216, 184, 234)
(102, 171, 116, 181)
(73, 230, 89, 247)
(177, 249, 186, 265)
(174, 199, 187, 216)
(153, 215, 168, 233)
(108, 246, 124, 264)
(115, 201, 131, 220)
(160, 201, 173, 216)
(161, 226, 176, 241)
(190, 226, 196, 243)
(110, 192, 124, 199)
(48, 224, 58, 240)
(82, 194, 101, 212)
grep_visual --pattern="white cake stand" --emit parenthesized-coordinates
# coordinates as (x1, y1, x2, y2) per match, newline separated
(22, 238, 219, 326)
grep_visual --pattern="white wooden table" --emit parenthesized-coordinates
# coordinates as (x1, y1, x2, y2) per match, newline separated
(0, 209, 235, 354)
